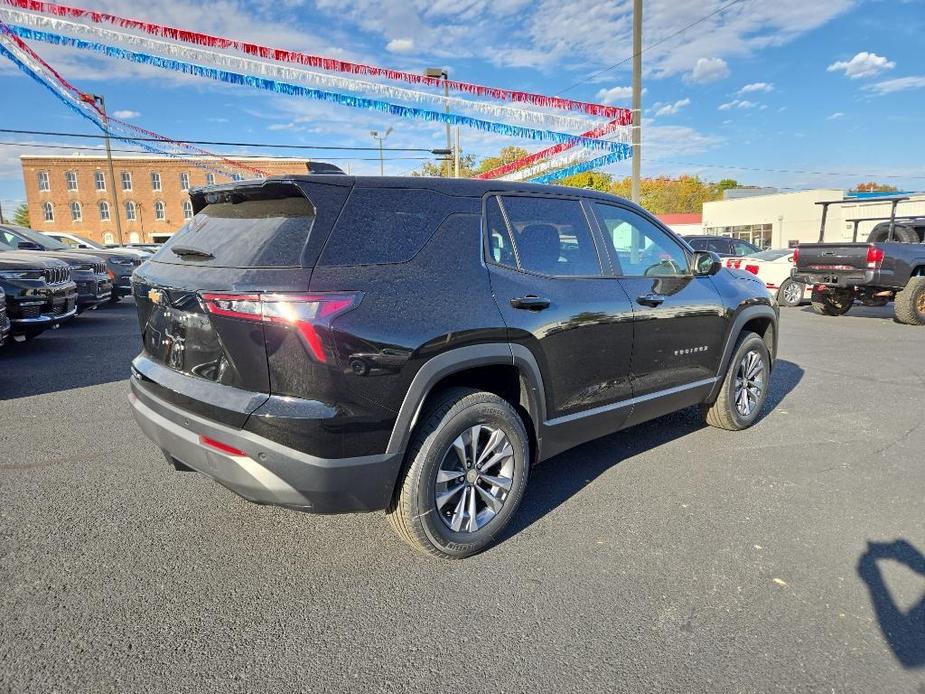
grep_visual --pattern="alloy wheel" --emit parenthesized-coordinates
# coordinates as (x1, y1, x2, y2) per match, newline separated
(734, 350, 765, 417)
(434, 424, 515, 533)
(783, 281, 804, 305)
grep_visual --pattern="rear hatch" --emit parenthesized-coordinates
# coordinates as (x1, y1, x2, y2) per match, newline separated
(131, 177, 352, 427)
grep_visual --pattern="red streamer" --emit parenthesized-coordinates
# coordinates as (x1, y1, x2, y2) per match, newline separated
(2, 0, 632, 121)
(475, 119, 625, 179)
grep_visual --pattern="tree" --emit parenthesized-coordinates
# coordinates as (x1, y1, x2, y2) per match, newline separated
(557, 171, 614, 192)
(13, 203, 30, 228)
(852, 182, 898, 193)
(412, 151, 478, 177)
(476, 146, 531, 174)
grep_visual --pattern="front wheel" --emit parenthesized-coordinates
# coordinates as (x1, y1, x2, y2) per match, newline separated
(777, 278, 805, 307)
(702, 331, 770, 431)
(811, 288, 853, 316)
(387, 387, 530, 559)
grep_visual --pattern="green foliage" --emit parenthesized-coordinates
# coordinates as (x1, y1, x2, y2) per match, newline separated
(412, 152, 478, 178)
(13, 203, 30, 228)
(475, 146, 531, 174)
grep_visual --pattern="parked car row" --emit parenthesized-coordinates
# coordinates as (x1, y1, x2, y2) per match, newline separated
(0, 224, 150, 344)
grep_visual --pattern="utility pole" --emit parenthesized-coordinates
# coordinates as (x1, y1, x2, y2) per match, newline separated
(426, 68, 452, 177)
(454, 127, 460, 178)
(370, 128, 393, 175)
(87, 94, 124, 245)
(631, 0, 642, 204)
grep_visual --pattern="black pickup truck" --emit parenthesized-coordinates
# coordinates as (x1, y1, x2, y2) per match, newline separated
(792, 234, 925, 324)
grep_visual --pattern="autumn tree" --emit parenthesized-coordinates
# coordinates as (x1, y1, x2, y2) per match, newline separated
(412, 151, 479, 177)
(852, 182, 898, 193)
(475, 146, 531, 174)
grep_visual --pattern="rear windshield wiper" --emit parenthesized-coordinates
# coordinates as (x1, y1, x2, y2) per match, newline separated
(171, 245, 214, 259)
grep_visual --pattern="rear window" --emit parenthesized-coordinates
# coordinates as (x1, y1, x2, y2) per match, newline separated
(157, 196, 315, 267)
(319, 188, 454, 266)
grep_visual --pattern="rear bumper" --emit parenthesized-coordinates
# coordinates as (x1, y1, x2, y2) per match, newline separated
(128, 377, 403, 513)
(792, 269, 873, 288)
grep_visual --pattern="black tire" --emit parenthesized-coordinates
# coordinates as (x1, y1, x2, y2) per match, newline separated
(702, 331, 770, 431)
(108, 294, 122, 304)
(867, 223, 919, 244)
(811, 288, 853, 316)
(893, 276, 925, 325)
(387, 387, 530, 559)
(776, 278, 805, 307)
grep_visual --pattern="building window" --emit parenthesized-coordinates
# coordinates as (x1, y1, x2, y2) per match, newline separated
(180, 172, 190, 190)
(70, 201, 82, 222)
(150, 171, 162, 191)
(42, 201, 54, 222)
(38, 171, 50, 192)
(94, 170, 106, 191)
(99, 201, 111, 221)
(182, 200, 193, 220)
(103, 232, 114, 244)
(121, 171, 132, 191)
(65, 170, 78, 191)
(231, 173, 243, 181)
(125, 201, 137, 221)
(154, 200, 166, 220)
(206, 173, 215, 186)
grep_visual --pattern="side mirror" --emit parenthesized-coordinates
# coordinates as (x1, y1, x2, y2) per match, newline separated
(17, 241, 42, 251)
(692, 250, 722, 276)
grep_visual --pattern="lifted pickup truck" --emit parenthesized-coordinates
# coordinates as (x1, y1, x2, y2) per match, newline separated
(792, 241, 925, 324)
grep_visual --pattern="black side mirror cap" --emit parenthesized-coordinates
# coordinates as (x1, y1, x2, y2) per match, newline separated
(17, 241, 42, 251)
(692, 250, 722, 276)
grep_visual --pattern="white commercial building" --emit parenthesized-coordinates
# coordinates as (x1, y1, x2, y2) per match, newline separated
(702, 189, 925, 249)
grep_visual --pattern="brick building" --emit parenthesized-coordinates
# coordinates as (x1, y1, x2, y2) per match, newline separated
(20, 155, 311, 244)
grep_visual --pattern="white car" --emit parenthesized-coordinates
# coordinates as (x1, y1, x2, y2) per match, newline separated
(42, 231, 151, 260)
(725, 248, 811, 307)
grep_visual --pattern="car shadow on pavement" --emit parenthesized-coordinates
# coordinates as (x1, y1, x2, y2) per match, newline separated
(797, 305, 897, 321)
(0, 301, 140, 400)
(501, 359, 804, 542)
(857, 539, 925, 669)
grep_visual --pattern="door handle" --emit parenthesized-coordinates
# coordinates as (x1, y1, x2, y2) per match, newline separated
(510, 295, 551, 311)
(636, 293, 665, 307)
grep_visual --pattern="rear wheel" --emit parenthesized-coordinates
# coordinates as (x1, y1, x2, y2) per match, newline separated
(387, 387, 530, 559)
(777, 278, 805, 307)
(702, 331, 770, 431)
(894, 277, 925, 325)
(811, 288, 853, 316)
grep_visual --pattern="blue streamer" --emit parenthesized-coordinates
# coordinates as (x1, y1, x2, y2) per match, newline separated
(528, 144, 632, 184)
(8, 24, 620, 152)
(0, 36, 249, 176)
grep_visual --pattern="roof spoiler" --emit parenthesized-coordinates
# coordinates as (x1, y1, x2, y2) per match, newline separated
(306, 162, 346, 175)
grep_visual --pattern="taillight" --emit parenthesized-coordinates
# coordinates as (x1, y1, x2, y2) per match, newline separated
(201, 291, 360, 363)
(792, 247, 800, 264)
(866, 245, 884, 268)
(745, 264, 759, 275)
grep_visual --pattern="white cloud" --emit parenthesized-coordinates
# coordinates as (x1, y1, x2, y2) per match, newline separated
(827, 112, 844, 120)
(688, 57, 729, 83)
(385, 38, 415, 54)
(863, 75, 925, 95)
(718, 99, 758, 110)
(112, 110, 141, 119)
(827, 51, 895, 79)
(595, 86, 633, 104)
(738, 82, 774, 94)
(654, 98, 690, 117)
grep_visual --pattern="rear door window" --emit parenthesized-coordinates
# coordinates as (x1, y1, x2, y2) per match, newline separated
(498, 195, 602, 277)
(158, 195, 315, 267)
(319, 188, 455, 266)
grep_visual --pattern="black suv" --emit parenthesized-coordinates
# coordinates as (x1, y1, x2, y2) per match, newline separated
(0, 251, 77, 341)
(130, 175, 778, 558)
(684, 235, 763, 257)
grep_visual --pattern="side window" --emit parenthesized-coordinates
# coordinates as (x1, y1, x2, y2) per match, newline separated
(593, 204, 689, 277)
(733, 240, 759, 256)
(485, 196, 516, 268)
(707, 239, 727, 254)
(499, 196, 601, 277)
(687, 238, 707, 251)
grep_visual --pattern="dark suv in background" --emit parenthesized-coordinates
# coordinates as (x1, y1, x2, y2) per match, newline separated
(129, 175, 778, 558)
(0, 225, 142, 303)
(684, 235, 764, 257)
(0, 251, 77, 341)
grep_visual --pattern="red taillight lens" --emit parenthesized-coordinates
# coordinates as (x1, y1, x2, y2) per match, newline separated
(745, 264, 759, 275)
(866, 245, 884, 268)
(199, 435, 246, 457)
(201, 291, 360, 363)
(792, 247, 800, 264)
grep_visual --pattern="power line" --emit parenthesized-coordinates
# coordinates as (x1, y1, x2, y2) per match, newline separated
(0, 128, 443, 153)
(558, 0, 750, 95)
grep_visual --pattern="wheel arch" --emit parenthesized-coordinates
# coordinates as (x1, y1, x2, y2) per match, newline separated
(705, 304, 778, 404)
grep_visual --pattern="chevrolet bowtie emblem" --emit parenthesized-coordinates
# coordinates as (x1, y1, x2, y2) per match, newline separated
(148, 288, 164, 305)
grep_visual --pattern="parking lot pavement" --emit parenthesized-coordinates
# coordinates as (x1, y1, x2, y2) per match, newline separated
(1, 300, 923, 693)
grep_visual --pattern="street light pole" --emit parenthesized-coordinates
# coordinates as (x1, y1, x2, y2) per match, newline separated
(370, 128, 393, 176)
(631, 0, 642, 204)
(426, 68, 452, 177)
(87, 94, 124, 245)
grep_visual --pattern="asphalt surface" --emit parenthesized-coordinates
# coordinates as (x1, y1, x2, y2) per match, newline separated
(1, 299, 923, 693)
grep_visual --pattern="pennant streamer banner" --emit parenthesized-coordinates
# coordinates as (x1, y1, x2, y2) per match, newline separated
(529, 146, 632, 184)
(0, 0, 630, 122)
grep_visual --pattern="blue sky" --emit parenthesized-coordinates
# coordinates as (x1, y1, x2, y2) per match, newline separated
(1, 0, 924, 212)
